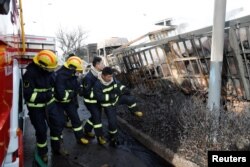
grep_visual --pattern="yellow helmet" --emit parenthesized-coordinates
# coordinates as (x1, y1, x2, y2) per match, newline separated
(33, 50, 58, 69)
(64, 56, 83, 72)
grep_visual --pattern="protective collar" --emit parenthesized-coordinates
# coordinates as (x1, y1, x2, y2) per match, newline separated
(98, 73, 113, 86)
(90, 65, 100, 77)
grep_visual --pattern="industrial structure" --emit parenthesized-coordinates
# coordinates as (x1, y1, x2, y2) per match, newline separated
(104, 16, 250, 112)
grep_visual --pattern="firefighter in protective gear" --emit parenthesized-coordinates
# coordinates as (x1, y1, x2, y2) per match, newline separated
(63, 53, 88, 128)
(93, 67, 119, 147)
(55, 56, 89, 145)
(63, 53, 77, 128)
(80, 56, 106, 145)
(93, 67, 143, 147)
(23, 50, 66, 163)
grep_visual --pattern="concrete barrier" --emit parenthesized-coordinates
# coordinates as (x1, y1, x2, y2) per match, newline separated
(117, 116, 199, 167)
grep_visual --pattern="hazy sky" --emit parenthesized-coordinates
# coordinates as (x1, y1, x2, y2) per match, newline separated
(22, 0, 250, 44)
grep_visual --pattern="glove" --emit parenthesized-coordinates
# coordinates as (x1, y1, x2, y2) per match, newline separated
(122, 87, 130, 95)
(109, 93, 117, 101)
(113, 87, 122, 96)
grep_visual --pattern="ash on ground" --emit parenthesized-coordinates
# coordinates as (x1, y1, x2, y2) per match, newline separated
(117, 82, 250, 167)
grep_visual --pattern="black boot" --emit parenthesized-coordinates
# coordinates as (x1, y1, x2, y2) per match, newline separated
(51, 138, 69, 156)
(53, 147, 69, 156)
(109, 137, 119, 147)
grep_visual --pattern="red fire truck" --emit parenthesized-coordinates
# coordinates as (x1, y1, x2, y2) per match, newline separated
(1, 0, 56, 166)
(0, 0, 25, 166)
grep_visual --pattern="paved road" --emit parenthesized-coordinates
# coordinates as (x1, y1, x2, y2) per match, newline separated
(23, 97, 172, 167)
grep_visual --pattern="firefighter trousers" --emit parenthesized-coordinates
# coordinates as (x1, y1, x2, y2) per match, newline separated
(57, 102, 85, 140)
(28, 102, 64, 156)
(103, 106, 118, 139)
(84, 103, 103, 137)
(117, 95, 138, 113)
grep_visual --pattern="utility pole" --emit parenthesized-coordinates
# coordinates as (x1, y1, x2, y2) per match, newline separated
(207, 0, 227, 143)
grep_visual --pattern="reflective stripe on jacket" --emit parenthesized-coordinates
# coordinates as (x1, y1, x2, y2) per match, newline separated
(23, 62, 56, 107)
(93, 79, 120, 107)
(81, 72, 98, 104)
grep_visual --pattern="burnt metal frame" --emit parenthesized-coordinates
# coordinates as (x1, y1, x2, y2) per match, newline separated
(110, 15, 250, 100)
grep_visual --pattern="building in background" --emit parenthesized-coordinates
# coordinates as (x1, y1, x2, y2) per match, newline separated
(86, 43, 97, 63)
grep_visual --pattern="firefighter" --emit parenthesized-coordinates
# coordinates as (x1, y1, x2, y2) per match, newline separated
(80, 56, 107, 145)
(54, 56, 89, 145)
(23, 50, 66, 164)
(93, 67, 143, 147)
(64, 53, 77, 128)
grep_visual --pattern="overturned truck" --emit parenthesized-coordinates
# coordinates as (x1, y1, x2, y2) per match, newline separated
(109, 15, 250, 111)
(105, 15, 250, 166)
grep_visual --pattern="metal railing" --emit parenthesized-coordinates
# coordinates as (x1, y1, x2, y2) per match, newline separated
(109, 15, 250, 101)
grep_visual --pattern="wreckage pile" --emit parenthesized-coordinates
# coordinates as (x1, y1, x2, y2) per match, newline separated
(117, 82, 250, 167)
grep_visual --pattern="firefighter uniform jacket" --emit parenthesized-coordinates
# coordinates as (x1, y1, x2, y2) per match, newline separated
(80, 71, 98, 104)
(55, 66, 79, 103)
(23, 62, 55, 107)
(93, 78, 125, 107)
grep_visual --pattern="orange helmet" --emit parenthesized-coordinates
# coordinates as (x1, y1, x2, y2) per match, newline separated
(33, 50, 58, 69)
(64, 56, 84, 72)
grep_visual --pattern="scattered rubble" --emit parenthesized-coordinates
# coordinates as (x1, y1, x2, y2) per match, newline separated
(117, 81, 250, 167)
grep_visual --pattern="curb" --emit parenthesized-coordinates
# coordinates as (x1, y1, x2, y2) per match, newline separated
(117, 116, 199, 167)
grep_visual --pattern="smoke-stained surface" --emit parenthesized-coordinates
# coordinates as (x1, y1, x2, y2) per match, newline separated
(117, 84, 250, 166)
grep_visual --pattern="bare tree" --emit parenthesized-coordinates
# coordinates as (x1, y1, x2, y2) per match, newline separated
(56, 26, 88, 57)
